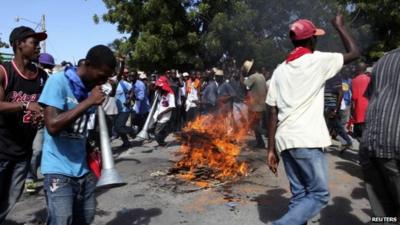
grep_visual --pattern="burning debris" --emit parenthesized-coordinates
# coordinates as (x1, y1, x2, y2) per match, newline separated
(172, 112, 250, 185)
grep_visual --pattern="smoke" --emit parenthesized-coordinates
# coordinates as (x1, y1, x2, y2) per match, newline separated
(211, 0, 376, 69)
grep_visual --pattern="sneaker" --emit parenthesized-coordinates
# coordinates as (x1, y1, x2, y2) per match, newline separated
(25, 181, 37, 193)
(157, 141, 167, 147)
(120, 142, 131, 149)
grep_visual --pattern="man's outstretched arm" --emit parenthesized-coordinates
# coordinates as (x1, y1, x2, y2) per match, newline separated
(332, 14, 360, 64)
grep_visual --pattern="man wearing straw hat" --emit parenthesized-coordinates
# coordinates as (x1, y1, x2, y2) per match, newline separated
(242, 59, 267, 149)
(266, 14, 359, 225)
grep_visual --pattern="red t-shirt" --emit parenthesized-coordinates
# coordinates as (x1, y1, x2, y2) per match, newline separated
(352, 73, 371, 123)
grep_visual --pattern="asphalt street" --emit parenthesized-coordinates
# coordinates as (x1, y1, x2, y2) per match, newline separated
(4, 136, 372, 225)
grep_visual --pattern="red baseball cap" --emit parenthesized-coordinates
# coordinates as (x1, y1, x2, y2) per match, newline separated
(290, 19, 325, 40)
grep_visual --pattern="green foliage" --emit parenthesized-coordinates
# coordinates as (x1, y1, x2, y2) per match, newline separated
(100, 0, 200, 71)
(0, 38, 8, 49)
(337, 0, 400, 61)
(98, 0, 360, 71)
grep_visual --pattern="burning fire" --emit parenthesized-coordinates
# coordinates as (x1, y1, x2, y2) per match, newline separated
(174, 111, 250, 184)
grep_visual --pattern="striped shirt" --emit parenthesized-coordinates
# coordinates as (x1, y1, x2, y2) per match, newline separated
(361, 48, 400, 159)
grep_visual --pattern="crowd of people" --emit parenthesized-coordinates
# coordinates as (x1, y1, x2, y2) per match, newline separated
(0, 12, 399, 225)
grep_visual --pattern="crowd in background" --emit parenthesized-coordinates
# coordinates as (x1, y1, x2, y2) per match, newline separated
(1, 19, 398, 225)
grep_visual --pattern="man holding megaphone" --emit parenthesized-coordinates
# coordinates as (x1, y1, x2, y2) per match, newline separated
(38, 45, 116, 225)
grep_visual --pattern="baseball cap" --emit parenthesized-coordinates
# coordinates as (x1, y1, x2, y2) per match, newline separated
(290, 19, 325, 41)
(9, 26, 47, 45)
(39, 53, 55, 66)
(182, 72, 189, 77)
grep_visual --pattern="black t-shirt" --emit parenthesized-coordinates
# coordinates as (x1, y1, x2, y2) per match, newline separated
(0, 61, 47, 160)
(324, 75, 342, 110)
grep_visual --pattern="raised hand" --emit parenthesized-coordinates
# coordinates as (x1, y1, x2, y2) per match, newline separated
(332, 13, 345, 29)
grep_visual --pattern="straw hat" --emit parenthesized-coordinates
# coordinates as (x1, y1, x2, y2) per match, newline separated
(242, 60, 254, 74)
(215, 69, 224, 76)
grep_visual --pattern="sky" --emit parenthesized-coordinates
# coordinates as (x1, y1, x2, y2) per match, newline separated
(0, 0, 124, 64)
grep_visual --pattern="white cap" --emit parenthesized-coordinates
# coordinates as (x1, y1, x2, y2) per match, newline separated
(139, 73, 148, 79)
(183, 72, 189, 77)
(110, 75, 118, 81)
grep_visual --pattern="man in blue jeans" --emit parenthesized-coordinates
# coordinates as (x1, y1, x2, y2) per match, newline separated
(39, 45, 116, 225)
(266, 14, 359, 225)
(0, 26, 48, 223)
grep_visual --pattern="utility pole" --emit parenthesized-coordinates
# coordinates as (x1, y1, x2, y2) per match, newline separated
(15, 14, 46, 53)
(41, 14, 46, 53)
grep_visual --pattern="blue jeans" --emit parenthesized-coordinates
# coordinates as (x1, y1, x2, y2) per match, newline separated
(0, 159, 29, 223)
(114, 111, 135, 145)
(27, 128, 44, 181)
(44, 173, 96, 225)
(271, 148, 330, 225)
(327, 116, 352, 145)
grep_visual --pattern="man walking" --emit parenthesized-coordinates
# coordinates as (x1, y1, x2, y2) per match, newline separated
(152, 76, 176, 146)
(39, 45, 116, 225)
(360, 50, 400, 221)
(25, 52, 55, 193)
(351, 63, 370, 139)
(201, 70, 220, 114)
(132, 72, 150, 131)
(0, 26, 47, 223)
(115, 69, 135, 147)
(242, 60, 267, 149)
(266, 15, 359, 225)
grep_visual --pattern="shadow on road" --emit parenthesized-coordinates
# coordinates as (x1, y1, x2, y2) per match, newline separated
(255, 189, 368, 225)
(3, 208, 47, 225)
(327, 146, 359, 164)
(320, 196, 365, 225)
(106, 207, 162, 225)
(335, 161, 363, 180)
(3, 220, 22, 225)
(351, 183, 368, 200)
(254, 188, 289, 224)
(115, 158, 142, 164)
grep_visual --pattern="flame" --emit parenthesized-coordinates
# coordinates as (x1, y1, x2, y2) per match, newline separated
(175, 111, 251, 183)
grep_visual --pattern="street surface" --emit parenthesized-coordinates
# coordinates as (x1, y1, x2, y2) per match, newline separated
(5, 136, 372, 225)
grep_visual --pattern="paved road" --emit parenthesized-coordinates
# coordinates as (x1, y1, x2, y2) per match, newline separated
(4, 136, 372, 225)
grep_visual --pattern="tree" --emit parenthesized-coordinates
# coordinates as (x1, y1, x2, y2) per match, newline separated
(0, 38, 10, 64)
(97, 0, 359, 71)
(337, 0, 400, 60)
(97, 0, 201, 71)
(192, 0, 344, 69)
(0, 39, 7, 48)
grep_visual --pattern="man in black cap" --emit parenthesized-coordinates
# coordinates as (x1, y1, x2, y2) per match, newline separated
(0, 26, 48, 223)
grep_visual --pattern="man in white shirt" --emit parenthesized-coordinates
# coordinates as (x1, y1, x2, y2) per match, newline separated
(153, 76, 176, 146)
(266, 14, 359, 225)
